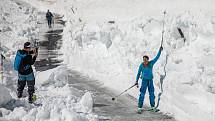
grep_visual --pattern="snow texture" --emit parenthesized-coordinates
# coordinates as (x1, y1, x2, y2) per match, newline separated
(0, 85, 12, 106)
(0, 0, 98, 121)
(27, 0, 215, 121)
(1, 0, 215, 121)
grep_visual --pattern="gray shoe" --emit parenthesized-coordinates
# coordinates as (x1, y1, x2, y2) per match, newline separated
(137, 108, 143, 114)
(17, 92, 22, 98)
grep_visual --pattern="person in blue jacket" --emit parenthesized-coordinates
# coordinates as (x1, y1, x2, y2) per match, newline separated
(135, 46, 163, 113)
(46, 10, 54, 28)
(14, 42, 38, 103)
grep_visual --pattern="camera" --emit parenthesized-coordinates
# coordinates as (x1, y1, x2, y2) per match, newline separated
(28, 47, 39, 55)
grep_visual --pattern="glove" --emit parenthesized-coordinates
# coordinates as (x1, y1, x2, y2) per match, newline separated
(160, 46, 163, 51)
(135, 81, 139, 88)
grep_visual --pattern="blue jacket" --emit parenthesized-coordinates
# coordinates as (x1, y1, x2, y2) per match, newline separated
(136, 49, 161, 81)
(46, 12, 53, 20)
(14, 50, 36, 75)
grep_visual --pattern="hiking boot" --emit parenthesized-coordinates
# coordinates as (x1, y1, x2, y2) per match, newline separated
(147, 107, 160, 112)
(149, 107, 155, 110)
(137, 108, 143, 114)
(28, 95, 33, 103)
(17, 92, 22, 98)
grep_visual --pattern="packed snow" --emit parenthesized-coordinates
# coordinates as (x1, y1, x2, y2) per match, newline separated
(0, 85, 12, 106)
(0, 0, 39, 51)
(1, 0, 215, 121)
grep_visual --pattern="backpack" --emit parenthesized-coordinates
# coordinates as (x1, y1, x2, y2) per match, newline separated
(14, 51, 30, 72)
(46, 12, 52, 19)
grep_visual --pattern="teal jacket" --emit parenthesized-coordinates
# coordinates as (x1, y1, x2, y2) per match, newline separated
(136, 49, 161, 81)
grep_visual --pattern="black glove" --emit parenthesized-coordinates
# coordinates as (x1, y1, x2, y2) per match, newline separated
(135, 81, 139, 88)
(160, 46, 163, 51)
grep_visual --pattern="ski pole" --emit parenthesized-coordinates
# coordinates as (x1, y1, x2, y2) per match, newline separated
(0, 54, 5, 84)
(0, 54, 3, 84)
(112, 84, 136, 101)
(161, 11, 166, 47)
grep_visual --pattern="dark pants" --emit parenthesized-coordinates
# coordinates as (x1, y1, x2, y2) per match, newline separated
(47, 19, 52, 28)
(17, 80, 35, 95)
(17, 73, 35, 96)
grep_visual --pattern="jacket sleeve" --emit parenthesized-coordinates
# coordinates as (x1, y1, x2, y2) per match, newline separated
(136, 64, 142, 82)
(46, 13, 48, 18)
(151, 49, 161, 65)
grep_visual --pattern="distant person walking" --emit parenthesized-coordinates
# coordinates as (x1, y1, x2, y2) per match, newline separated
(14, 42, 38, 103)
(135, 46, 163, 114)
(46, 10, 54, 28)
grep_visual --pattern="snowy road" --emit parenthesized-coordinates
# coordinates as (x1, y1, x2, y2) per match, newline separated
(67, 70, 176, 121)
(34, 12, 64, 72)
(32, 8, 176, 121)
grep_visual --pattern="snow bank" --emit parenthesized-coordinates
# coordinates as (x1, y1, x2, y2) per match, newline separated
(34, 66, 98, 121)
(76, 92, 93, 113)
(35, 69, 54, 86)
(0, 0, 39, 51)
(0, 85, 12, 106)
(55, 0, 215, 121)
(2, 66, 98, 121)
(36, 66, 71, 87)
(161, 33, 215, 121)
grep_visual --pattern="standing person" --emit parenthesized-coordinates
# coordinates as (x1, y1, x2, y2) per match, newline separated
(14, 42, 38, 103)
(46, 10, 54, 28)
(135, 46, 163, 114)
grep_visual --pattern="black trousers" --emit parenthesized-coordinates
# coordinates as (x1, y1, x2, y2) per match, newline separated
(47, 19, 52, 27)
(17, 80, 35, 95)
